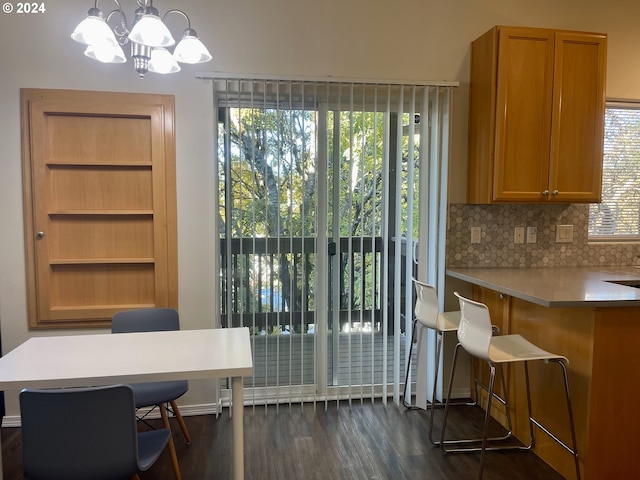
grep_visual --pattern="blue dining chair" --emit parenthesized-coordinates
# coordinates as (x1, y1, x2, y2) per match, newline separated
(20, 384, 170, 480)
(112, 307, 191, 480)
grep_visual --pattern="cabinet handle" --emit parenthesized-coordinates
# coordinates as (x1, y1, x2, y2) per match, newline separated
(552, 189, 559, 195)
(36, 231, 45, 238)
(542, 190, 549, 196)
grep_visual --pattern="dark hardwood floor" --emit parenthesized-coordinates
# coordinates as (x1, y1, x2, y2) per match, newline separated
(2, 400, 566, 479)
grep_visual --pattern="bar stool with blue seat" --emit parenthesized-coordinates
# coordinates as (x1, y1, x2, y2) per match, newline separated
(440, 292, 581, 480)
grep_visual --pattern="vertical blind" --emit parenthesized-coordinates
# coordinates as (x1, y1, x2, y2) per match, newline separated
(204, 74, 456, 410)
(589, 102, 640, 239)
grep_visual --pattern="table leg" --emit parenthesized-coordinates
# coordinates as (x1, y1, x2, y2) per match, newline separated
(231, 376, 244, 480)
(0, 424, 4, 480)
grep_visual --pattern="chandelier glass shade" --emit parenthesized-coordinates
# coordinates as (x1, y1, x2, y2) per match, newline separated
(149, 47, 181, 74)
(71, 1, 212, 78)
(71, 9, 118, 47)
(84, 44, 127, 63)
(173, 30, 212, 64)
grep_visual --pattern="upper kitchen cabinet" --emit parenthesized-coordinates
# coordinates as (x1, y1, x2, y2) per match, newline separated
(467, 26, 607, 204)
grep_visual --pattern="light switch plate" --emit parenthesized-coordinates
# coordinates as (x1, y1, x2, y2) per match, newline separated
(471, 226, 481, 244)
(556, 224, 574, 243)
(514, 227, 525, 244)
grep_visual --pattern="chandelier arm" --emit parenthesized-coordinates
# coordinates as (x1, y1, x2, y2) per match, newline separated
(162, 9, 191, 29)
(104, 2, 130, 44)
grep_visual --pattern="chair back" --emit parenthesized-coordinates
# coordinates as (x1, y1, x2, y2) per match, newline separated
(413, 278, 440, 330)
(112, 307, 180, 333)
(454, 292, 494, 360)
(20, 385, 139, 480)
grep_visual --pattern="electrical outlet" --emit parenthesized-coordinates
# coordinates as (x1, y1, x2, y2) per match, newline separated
(556, 224, 574, 243)
(514, 226, 525, 244)
(471, 226, 481, 244)
(526, 226, 537, 244)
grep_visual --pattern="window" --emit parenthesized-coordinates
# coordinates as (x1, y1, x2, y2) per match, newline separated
(589, 102, 640, 240)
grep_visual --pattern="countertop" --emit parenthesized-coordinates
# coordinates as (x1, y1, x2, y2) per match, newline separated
(446, 266, 640, 308)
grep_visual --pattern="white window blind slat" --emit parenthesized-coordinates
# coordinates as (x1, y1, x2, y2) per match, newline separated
(589, 103, 640, 239)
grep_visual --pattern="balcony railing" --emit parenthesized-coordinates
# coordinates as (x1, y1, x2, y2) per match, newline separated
(221, 236, 417, 390)
(220, 236, 409, 335)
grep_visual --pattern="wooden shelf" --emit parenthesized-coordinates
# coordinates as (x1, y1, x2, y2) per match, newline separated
(46, 162, 152, 167)
(48, 210, 154, 216)
(50, 258, 155, 265)
(50, 303, 157, 312)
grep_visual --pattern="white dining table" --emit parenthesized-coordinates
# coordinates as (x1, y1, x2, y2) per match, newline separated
(0, 327, 253, 480)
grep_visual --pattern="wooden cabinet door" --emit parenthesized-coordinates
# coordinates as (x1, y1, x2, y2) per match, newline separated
(549, 31, 606, 203)
(21, 89, 178, 328)
(493, 27, 555, 202)
(467, 26, 606, 204)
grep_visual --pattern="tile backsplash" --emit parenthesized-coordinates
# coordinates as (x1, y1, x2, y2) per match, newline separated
(446, 203, 640, 268)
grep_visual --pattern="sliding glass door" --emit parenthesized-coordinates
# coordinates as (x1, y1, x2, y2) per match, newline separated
(212, 78, 454, 408)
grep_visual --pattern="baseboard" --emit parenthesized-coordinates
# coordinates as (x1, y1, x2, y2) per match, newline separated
(1, 402, 222, 428)
(450, 386, 471, 400)
(1, 388, 471, 428)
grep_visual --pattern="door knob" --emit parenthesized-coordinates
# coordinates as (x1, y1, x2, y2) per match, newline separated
(36, 231, 44, 238)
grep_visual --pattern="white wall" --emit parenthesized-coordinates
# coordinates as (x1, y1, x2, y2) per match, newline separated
(1, 0, 640, 416)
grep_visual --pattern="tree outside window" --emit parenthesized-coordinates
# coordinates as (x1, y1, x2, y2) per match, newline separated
(589, 103, 640, 240)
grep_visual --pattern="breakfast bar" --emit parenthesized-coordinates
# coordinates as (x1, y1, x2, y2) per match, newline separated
(446, 267, 640, 480)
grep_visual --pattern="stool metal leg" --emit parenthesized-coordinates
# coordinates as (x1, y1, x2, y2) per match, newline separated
(403, 319, 447, 414)
(526, 360, 581, 480)
(443, 356, 580, 480)
(478, 364, 497, 480)
(402, 318, 419, 408)
(439, 342, 461, 451)
(523, 362, 536, 451)
(427, 329, 446, 444)
(403, 321, 474, 445)
(440, 347, 515, 450)
(559, 360, 581, 480)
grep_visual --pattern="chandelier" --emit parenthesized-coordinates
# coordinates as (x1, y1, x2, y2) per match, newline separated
(71, 0, 212, 78)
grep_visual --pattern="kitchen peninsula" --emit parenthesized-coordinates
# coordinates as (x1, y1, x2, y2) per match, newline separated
(446, 266, 640, 480)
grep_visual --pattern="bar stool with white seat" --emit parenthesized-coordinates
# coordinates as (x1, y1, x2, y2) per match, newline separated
(402, 278, 472, 444)
(440, 292, 580, 480)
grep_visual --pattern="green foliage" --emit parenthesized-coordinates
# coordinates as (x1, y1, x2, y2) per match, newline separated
(219, 105, 420, 323)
